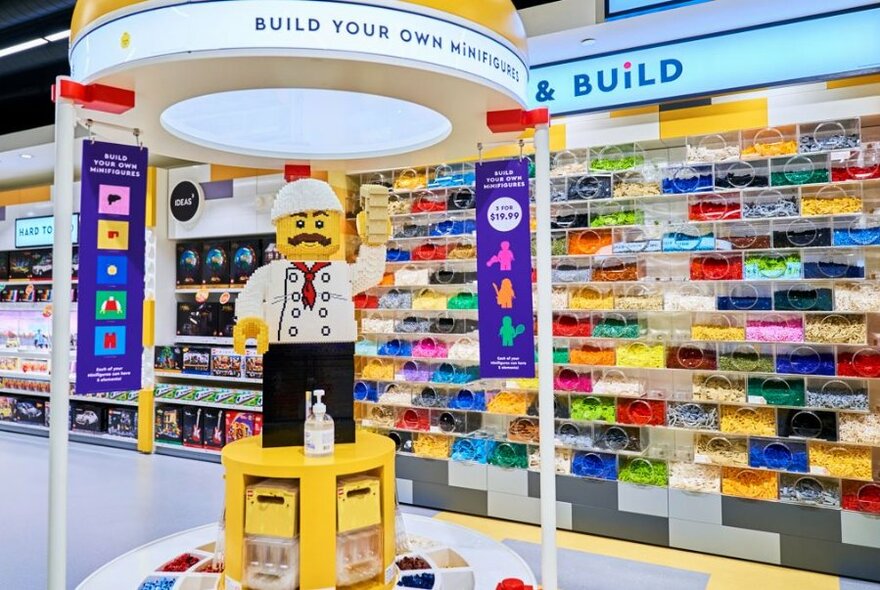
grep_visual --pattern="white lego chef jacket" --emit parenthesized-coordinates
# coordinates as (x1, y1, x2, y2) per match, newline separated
(235, 245, 386, 344)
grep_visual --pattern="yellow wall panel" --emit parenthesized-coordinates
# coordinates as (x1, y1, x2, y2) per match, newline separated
(0, 185, 51, 206)
(145, 167, 157, 228)
(827, 74, 880, 89)
(210, 165, 279, 182)
(611, 105, 659, 119)
(660, 98, 768, 138)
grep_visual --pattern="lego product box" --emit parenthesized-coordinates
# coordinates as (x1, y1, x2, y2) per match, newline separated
(219, 303, 237, 338)
(0, 252, 8, 281)
(211, 348, 242, 378)
(107, 407, 138, 439)
(31, 250, 52, 280)
(226, 411, 262, 443)
(72, 248, 79, 280)
(262, 239, 282, 264)
(182, 347, 211, 375)
(155, 346, 184, 372)
(203, 409, 226, 450)
(183, 407, 204, 448)
(0, 396, 15, 421)
(177, 302, 220, 337)
(155, 405, 183, 443)
(0, 286, 20, 302)
(176, 242, 202, 286)
(71, 403, 106, 433)
(35, 287, 52, 303)
(14, 397, 45, 425)
(202, 241, 231, 286)
(245, 352, 264, 380)
(231, 238, 261, 284)
(9, 251, 33, 280)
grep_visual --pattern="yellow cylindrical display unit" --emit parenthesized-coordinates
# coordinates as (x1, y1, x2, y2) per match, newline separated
(222, 432, 397, 590)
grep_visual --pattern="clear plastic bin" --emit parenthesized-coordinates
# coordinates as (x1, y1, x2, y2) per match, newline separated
(337, 525, 383, 586)
(244, 536, 299, 590)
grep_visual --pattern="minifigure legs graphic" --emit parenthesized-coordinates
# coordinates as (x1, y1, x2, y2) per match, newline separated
(262, 342, 356, 448)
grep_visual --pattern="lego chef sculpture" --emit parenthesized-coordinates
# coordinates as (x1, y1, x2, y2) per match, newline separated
(234, 179, 390, 447)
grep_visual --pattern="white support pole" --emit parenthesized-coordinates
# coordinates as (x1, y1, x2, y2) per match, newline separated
(533, 121, 558, 590)
(49, 76, 76, 590)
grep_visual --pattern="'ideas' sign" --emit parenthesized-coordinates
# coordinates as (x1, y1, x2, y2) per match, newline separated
(529, 6, 880, 116)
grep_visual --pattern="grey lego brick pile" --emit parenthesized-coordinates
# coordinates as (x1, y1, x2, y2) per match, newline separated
(395, 455, 880, 582)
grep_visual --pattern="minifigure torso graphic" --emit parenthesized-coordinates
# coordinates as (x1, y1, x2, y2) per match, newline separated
(234, 178, 390, 448)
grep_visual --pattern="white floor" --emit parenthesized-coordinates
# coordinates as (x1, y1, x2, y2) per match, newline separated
(0, 432, 225, 590)
(77, 516, 537, 590)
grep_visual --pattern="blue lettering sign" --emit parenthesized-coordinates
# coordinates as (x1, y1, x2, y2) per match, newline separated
(15, 215, 80, 249)
(530, 7, 880, 116)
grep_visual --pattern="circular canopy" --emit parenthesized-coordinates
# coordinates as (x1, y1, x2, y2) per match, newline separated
(69, 0, 530, 168)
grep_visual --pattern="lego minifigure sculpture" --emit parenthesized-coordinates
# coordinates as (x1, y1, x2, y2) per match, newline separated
(234, 179, 390, 447)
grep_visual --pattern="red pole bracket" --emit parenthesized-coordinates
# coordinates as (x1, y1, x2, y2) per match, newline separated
(487, 108, 550, 134)
(51, 79, 135, 115)
(284, 165, 312, 182)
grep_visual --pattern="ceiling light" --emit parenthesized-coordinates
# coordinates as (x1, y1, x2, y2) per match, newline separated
(581, 38, 597, 46)
(0, 30, 69, 61)
(20, 154, 33, 160)
(44, 30, 71, 43)
(0, 38, 48, 59)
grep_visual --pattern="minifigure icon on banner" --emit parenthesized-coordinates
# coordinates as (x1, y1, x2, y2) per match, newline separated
(233, 179, 390, 448)
(487, 241, 515, 271)
(493, 278, 516, 309)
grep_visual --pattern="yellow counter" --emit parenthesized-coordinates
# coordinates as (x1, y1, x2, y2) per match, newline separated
(222, 431, 397, 589)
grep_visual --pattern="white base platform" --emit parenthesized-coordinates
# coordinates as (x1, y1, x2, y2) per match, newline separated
(77, 514, 537, 590)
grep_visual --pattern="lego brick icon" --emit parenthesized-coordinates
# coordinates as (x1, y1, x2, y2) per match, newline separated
(98, 184, 131, 216)
(95, 290, 127, 321)
(97, 220, 130, 250)
(97, 255, 129, 285)
(94, 326, 126, 356)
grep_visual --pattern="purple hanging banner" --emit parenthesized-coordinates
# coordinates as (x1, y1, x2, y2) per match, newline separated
(76, 140, 148, 394)
(476, 159, 536, 379)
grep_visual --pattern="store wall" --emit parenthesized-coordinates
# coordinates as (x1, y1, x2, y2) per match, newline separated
(0, 182, 81, 251)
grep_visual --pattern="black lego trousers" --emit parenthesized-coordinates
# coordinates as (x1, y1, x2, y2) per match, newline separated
(262, 341, 356, 448)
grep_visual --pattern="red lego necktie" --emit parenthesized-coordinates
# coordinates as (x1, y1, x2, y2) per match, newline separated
(292, 262, 331, 310)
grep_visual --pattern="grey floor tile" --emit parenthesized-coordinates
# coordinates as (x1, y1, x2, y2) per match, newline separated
(841, 578, 880, 590)
(398, 504, 440, 518)
(396, 454, 448, 485)
(722, 496, 841, 541)
(670, 518, 781, 565)
(556, 474, 618, 510)
(397, 478, 414, 504)
(0, 433, 225, 590)
(504, 539, 709, 590)
(841, 511, 880, 550)
(572, 503, 669, 546)
(411, 480, 488, 516)
(618, 482, 668, 518)
(448, 461, 487, 491)
(668, 490, 722, 525)
(781, 534, 880, 581)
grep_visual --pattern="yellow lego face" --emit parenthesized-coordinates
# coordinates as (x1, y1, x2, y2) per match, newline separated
(276, 210, 342, 260)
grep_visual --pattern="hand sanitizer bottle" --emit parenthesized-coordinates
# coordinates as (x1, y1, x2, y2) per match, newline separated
(304, 389, 335, 457)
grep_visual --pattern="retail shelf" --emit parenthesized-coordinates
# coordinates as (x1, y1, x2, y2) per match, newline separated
(0, 348, 59, 358)
(0, 371, 75, 382)
(154, 442, 222, 464)
(0, 302, 77, 312)
(0, 421, 47, 437)
(174, 336, 235, 346)
(0, 388, 50, 398)
(73, 396, 139, 408)
(69, 431, 139, 451)
(154, 396, 262, 413)
(155, 371, 262, 385)
(175, 287, 243, 295)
